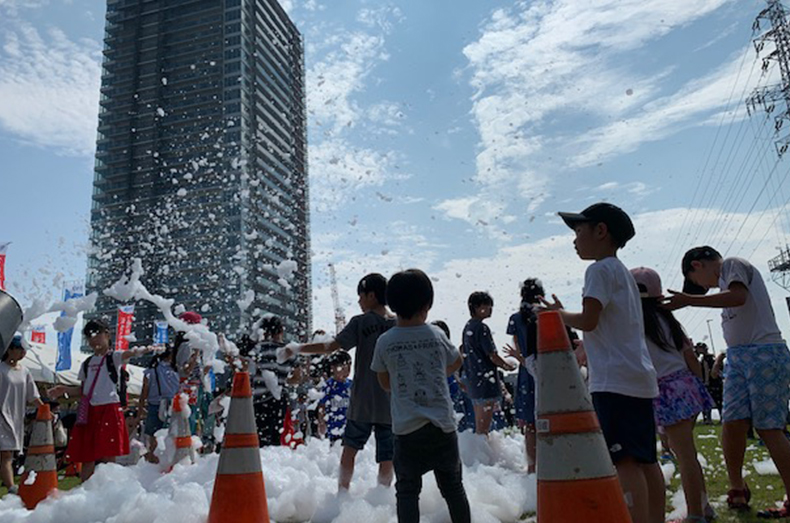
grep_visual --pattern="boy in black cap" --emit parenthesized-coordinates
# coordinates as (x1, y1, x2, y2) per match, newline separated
(541, 203, 663, 523)
(665, 246, 790, 517)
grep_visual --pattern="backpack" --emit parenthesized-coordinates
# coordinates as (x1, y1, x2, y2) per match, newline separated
(81, 352, 129, 408)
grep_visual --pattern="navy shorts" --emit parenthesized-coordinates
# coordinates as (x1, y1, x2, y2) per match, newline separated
(592, 392, 657, 465)
(342, 419, 394, 462)
(144, 403, 166, 436)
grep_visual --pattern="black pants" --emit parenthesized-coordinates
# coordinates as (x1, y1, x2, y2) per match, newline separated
(394, 424, 470, 523)
(253, 397, 287, 447)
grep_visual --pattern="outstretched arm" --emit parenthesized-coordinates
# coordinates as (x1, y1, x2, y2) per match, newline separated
(663, 282, 748, 311)
(542, 296, 602, 333)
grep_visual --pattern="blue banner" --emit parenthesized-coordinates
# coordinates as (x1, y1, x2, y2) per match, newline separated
(56, 283, 84, 371)
(154, 321, 169, 344)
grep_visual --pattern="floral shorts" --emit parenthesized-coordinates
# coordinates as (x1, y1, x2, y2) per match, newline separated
(723, 343, 790, 429)
(654, 369, 714, 429)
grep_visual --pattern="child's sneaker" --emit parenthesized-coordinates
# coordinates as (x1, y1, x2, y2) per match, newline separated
(667, 516, 707, 523)
(757, 499, 790, 518)
(7, 485, 19, 495)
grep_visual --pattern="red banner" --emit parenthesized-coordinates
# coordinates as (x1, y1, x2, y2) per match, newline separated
(115, 305, 135, 351)
(31, 327, 46, 344)
(0, 242, 9, 291)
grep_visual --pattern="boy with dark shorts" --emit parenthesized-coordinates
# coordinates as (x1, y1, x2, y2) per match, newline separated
(666, 246, 790, 517)
(542, 203, 663, 523)
(284, 273, 395, 490)
(372, 269, 470, 523)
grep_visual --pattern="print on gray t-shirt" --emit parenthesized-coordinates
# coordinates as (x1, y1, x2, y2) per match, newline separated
(371, 324, 460, 436)
(335, 311, 395, 424)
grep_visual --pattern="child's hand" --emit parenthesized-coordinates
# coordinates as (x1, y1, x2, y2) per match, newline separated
(49, 386, 64, 399)
(503, 344, 524, 365)
(537, 294, 564, 311)
(501, 360, 517, 372)
(662, 290, 691, 310)
(573, 339, 587, 366)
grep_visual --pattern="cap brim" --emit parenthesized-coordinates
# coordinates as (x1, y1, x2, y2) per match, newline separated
(558, 212, 590, 229)
(682, 279, 708, 296)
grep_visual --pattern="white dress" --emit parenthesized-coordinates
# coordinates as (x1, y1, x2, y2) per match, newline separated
(0, 361, 40, 451)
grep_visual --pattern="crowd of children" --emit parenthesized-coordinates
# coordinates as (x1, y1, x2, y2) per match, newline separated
(4, 200, 790, 523)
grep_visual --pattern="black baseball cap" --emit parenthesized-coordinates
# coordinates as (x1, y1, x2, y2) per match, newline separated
(558, 203, 636, 247)
(681, 246, 722, 295)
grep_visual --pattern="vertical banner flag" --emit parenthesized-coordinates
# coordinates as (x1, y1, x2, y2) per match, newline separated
(115, 305, 135, 351)
(153, 321, 169, 345)
(56, 283, 84, 371)
(31, 326, 46, 344)
(0, 242, 10, 291)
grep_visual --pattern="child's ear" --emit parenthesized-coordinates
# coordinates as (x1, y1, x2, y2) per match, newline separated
(594, 222, 608, 239)
(690, 260, 703, 272)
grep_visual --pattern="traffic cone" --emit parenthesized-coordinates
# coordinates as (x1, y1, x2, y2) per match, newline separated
(207, 372, 269, 523)
(18, 404, 58, 509)
(535, 311, 632, 523)
(169, 393, 195, 468)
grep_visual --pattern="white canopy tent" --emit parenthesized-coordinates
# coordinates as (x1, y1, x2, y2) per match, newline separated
(21, 341, 145, 396)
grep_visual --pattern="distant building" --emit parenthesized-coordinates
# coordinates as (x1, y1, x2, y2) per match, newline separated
(87, 0, 311, 344)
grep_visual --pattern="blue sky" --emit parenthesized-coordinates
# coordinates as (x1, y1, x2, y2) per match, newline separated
(2, 0, 789, 354)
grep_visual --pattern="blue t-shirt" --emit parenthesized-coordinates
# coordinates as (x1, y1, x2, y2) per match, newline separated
(320, 377, 352, 439)
(461, 319, 500, 400)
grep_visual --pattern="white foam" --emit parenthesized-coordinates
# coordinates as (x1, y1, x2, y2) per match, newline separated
(0, 432, 536, 522)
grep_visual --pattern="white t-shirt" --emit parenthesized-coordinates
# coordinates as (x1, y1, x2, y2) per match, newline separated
(719, 257, 784, 347)
(645, 316, 689, 379)
(582, 257, 658, 398)
(0, 362, 40, 451)
(79, 351, 125, 406)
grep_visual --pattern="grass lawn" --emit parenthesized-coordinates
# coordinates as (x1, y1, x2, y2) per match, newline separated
(0, 475, 81, 498)
(1, 425, 788, 522)
(674, 423, 787, 522)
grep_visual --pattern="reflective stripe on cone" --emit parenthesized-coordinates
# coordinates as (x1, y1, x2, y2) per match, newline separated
(207, 372, 269, 523)
(536, 311, 631, 523)
(19, 404, 58, 509)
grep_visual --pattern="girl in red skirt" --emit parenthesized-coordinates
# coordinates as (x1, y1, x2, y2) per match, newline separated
(50, 319, 151, 482)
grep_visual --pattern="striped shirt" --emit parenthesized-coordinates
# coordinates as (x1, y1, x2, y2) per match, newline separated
(250, 340, 293, 402)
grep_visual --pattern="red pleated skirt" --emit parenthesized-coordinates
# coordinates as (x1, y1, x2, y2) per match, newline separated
(66, 403, 129, 463)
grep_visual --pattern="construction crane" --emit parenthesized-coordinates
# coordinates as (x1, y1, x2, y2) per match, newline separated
(328, 263, 346, 335)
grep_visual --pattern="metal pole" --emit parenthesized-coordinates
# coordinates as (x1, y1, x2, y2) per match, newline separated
(706, 319, 716, 352)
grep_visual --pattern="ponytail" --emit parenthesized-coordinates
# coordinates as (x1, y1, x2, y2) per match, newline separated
(641, 298, 687, 352)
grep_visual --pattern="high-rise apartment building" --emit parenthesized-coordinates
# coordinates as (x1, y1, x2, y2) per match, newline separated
(87, 0, 311, 344)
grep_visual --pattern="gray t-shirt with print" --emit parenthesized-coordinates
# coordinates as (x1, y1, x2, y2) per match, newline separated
(371, 324, 460, 436)
(335, 311, 395, 424)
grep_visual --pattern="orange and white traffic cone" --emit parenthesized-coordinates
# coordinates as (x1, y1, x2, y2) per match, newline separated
(535, 311, 632, 523)
(169, 393, 195, 468)
(18, 404, 58, 509)
(207, 372, 269, 523)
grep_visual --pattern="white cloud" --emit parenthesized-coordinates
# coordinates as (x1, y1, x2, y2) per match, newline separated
(309, 138, 407, 210)
(0, 24, 101, 156)
(313, 204, 790, 356)
(307, 31, 389, 133)
(571, 52, 771, 168)
(449, 0, 741, 234)
(305, 9, 406, 210)
(0, 0, 47, 14)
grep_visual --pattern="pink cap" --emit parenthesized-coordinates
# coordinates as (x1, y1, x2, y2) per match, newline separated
(630, 267, 663, 299)
(179, 311, 203, 325)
